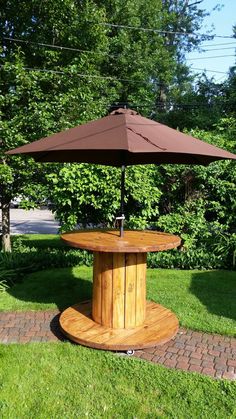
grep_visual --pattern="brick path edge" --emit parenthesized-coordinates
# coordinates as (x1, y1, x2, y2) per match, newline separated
(0, 310, 235, 381)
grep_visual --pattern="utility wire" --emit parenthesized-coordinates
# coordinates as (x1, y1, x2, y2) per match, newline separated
(4, 36, 236, 54)
(202, 41, 236, 47)
(4, 36, 236, 52)
(0, 89, 231, 108)
(1, 63, 230, 82)
(2, 36, 119, 58)
(214, 75, 227, 83)
(0, 78, 233, 110)
(0, 66, 231, 109)
(188, 54, 235, 60)
(0, 64, 159, 85)
(92, 22, 234, 39)
(2, 36, 233, 76)
(190, 67, 228, 74)
(203, 47, 236, 52)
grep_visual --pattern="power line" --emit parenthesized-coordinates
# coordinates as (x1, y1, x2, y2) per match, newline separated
(188, 54, 235, 61)
(2, 36, 118, 58)
(0, 64, 159, 85)
(4, 35, 236, 52)
(202, 41, 236, 47)
(3, 35, 236, 62)
(2, 36, 233, 77)
(5, 36, 235, 54)
(93, 22, 234, 39)
(203, 47, 236, 52)
(190, 67, 228, 74)
(214, 75, 227, 83)
(0, 89, 232, 109)
(1, 35, 213, 58)
(0, 78, 233, 110)
(1, 62, 230, 83)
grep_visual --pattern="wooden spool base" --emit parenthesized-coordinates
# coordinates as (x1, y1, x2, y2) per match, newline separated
(59, 300, 179, 351)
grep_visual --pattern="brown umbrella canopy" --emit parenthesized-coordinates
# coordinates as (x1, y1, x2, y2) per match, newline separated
(7, 108, 236, 165)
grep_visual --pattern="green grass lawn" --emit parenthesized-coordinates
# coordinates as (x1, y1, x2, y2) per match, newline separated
(0, 266, 235, 336)
(0, 343, 235, 418)
(1, 236, 236, 417)
(0, 235, 236, 419)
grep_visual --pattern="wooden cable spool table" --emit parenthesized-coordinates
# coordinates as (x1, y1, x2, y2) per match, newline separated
(60, 230, 181, 351)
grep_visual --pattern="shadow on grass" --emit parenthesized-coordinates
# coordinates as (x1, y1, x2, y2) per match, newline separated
(6, 267, 93, 312)
(190, 270, 236, 321)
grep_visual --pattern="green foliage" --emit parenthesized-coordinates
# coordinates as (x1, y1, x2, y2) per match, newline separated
(1, 1, 235, 264)
(149, 120, 236, 269)
(0, 236, 92, 287)
(160, 75, 225, 130)
(148, 248, 227, 270)
(45, 119, 236, 270)
(48, 164, 161, 231)
(0, 280, 9, 292)
(0, 269, 10, 292)
(0, 0, 119, 249)
(98, 0, 208, 114)
(155, 199, 235, 268)
(222, 67, 236, 117)
(0, 164, 13, 184)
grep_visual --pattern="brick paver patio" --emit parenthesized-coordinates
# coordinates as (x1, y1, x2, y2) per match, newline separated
(0, 310, 235, 380)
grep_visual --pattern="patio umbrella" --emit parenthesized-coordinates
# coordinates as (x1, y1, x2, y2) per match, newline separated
(6, 108, 236, 236)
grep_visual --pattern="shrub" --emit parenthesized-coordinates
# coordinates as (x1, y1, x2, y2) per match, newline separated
(0, 242, 92, 287)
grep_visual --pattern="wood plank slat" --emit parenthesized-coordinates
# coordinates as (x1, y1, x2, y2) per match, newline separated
(59, 300, 179, 351)
(135, 253, 147, 326)
(92, 252, 102, 324)
(112, 253, 125, 329)
(101, 253, 113, 327)
(125, 253, 137, 328)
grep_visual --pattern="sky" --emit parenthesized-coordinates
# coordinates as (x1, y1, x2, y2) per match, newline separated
(186, 0, 236, 82)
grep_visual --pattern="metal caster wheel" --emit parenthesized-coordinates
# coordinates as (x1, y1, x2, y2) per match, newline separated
(126, 350, 135, 356)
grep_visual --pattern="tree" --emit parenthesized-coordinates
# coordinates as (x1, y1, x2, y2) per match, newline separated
(1, 0, 219, 250)
(159, 74, 226, 130)
(155, 118, 236, 258)
(45, 0, 213, 231)
(94, 0, 209, 115)
(222, 67, 236, 117)
(0, 0, 118, 251)
(47, 164, 161, 231)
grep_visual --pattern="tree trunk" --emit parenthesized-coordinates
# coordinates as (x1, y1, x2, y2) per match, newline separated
(157, 82, 167, 112)
(1, 199, 11, 252)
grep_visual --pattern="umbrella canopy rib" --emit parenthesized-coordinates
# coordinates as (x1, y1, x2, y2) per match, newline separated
(7, 109, 236, 165)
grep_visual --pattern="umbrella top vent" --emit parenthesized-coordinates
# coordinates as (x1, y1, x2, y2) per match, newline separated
(110, 108, 138, 116)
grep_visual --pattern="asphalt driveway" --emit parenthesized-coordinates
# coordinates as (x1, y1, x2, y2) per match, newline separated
(0, 209, 60, 235)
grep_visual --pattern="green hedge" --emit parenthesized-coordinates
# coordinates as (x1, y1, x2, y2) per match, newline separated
(0, 232, 235, 291)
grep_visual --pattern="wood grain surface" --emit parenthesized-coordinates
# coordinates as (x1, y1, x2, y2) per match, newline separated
(60, 229, 181, 349)
(125, 253, 137, 328)
(135, 253, 147, 326)
(112, 253, 125, 329)
(92, 252, 146, 329)
(59, 300, 179, 351)
(61, 229, 181, 253)
(92, 252, 102, 324)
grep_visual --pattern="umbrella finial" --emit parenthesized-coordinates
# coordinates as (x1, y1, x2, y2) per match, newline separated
(110, 108, 138, 115)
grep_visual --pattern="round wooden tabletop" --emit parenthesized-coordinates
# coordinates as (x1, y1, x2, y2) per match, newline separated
(61, 229, 181, 253)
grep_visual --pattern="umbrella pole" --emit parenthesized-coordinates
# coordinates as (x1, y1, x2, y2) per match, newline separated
(120, 165, 125, 237)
